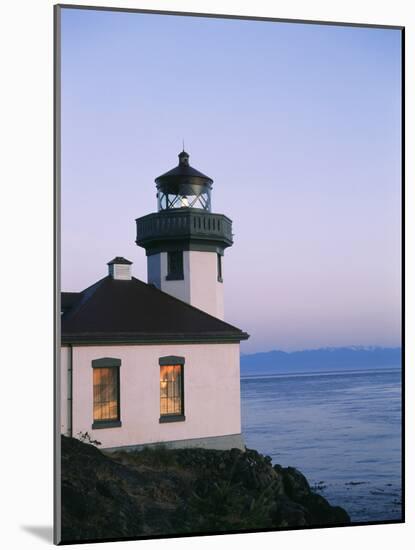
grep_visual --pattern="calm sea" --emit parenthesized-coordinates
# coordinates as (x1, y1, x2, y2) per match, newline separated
(240, 368, 402, 523)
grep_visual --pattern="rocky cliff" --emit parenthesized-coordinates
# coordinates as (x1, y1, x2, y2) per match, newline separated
(60, 435, 350, 543)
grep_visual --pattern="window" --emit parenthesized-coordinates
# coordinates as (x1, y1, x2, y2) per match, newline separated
(217, 253, 223, 282)
(159, 356, 185, 422)
(166, 250, 184, 280)
(92, 358, 121, 428)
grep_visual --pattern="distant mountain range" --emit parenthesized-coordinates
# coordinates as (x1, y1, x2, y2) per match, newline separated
(240, 346, 402, 376)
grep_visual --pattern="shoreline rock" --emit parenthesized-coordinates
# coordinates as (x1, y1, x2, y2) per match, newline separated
(60, 435, 350, 542)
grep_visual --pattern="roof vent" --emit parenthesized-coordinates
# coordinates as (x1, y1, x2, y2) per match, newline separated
(107, 257, 132, 280)
(178, 150, 190, 166)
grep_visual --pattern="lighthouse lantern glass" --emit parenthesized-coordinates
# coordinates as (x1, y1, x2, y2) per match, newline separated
(157, 188, 211, 211)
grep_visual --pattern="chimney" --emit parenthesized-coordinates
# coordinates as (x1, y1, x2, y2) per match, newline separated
(107, 257, 133, 280)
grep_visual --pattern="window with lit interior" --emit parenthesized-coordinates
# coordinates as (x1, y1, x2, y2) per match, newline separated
(92, 358, 121, 428)
(159, 356, 185, 422)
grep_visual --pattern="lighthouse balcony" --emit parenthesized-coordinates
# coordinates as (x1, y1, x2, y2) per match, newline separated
(135, 210, 233, 254)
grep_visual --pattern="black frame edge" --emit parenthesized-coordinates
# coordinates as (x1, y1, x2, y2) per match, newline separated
(55, 3, 404, 30)
(401, 26, 405, 524)
(53, 4, 62, 546)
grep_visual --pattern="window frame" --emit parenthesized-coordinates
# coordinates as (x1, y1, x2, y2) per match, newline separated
(166, 250, 184, 281)
(159, 355, 185, 423)
(217, 252, 223, 283)
(91, 357, 122, 429)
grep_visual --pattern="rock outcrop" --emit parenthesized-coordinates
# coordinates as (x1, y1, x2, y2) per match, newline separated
(60, 435, 350, 542)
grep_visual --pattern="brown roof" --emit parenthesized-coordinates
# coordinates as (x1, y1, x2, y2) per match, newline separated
(61, 292, 81, 313)
(61, 276, 249, 345)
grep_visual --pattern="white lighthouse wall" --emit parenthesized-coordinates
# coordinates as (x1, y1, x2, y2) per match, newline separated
(65, 342, 242, 449)
(159, 251, 190, 303)
(149, 250, 224, 319)
(60, 346, 70, 435)
(188, 251, 224, 319)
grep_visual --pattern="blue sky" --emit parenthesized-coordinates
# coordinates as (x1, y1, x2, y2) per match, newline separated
(60, 8, 402, 353)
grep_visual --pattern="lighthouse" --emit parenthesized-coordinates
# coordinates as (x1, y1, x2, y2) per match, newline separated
(135, 150, 233, 319)
(61, 148, 248, 453)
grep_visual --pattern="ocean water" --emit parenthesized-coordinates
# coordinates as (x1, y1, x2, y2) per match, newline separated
(240, 368, 402, 523)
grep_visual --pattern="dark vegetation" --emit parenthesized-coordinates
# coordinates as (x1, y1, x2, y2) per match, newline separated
(61, 435, 350, 542)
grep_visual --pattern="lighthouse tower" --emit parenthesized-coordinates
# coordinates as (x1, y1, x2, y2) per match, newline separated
(135, 150, 233, 319)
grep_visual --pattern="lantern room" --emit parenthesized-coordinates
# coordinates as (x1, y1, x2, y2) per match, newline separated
(155, 151, 213, 211)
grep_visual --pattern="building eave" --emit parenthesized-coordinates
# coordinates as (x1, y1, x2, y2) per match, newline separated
(61, 331, 250, 346)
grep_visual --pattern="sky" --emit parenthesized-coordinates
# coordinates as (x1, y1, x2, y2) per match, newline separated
(60, 8, 402, 353)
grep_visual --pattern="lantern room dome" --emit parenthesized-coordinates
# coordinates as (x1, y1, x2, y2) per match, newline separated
(155, 151, 213, 211)
(155, 151, 213, 189)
